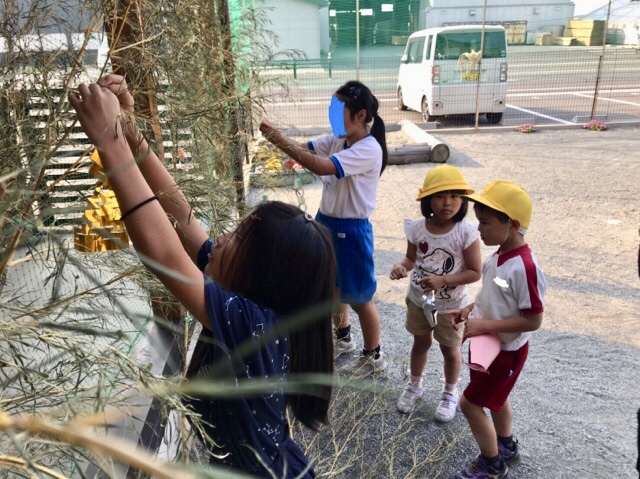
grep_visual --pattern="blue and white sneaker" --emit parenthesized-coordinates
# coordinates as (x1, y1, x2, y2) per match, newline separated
(498, 440, 521, 466)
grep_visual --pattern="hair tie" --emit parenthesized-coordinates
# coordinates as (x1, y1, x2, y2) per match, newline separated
(121, 195, 159, 221)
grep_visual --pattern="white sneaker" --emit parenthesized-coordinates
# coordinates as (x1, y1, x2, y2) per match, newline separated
(334, 337, 356, 357)
(397, 383, 424, 413)
(434, 391, 459, 422)
(339, 351, 387, 376)
(371, 351, 388, 372)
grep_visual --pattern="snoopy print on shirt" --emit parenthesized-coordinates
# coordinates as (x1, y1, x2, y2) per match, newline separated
(404, 218, 479, 310)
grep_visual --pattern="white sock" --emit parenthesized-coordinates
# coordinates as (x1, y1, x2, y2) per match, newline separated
(410, 375, 423, 388)
(443, 381, 458, 395)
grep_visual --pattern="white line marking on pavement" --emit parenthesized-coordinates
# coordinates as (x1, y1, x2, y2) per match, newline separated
(506, 104, 575, 124)
(572, 92, 640, 107)
(266, 89, 640, 110)
(509, 88, 640, 97)
(266, 98, 396, 106)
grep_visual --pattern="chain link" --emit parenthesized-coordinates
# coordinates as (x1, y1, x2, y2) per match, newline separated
(293, 176, 307, 213)
(260, 173, 309, 216)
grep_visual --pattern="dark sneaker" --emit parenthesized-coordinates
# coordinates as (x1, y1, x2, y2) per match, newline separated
(453, 455, 509, 479)
(498, 440, 521, 465)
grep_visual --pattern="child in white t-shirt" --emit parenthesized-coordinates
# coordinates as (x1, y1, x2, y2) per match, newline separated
(260, 81, 389, 374)
(390, 165, 481, 420)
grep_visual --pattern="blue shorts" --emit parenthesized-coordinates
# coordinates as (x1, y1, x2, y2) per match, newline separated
(316, 211, 376, 305)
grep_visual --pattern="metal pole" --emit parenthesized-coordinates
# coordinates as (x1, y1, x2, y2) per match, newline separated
(590, 0, 612, 119)
(474, 0, 488, 130)
(356, 0, 360, 80)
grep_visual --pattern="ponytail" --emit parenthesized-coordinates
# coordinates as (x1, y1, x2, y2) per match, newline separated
(371, 113, 388, 176)
(335, 81, 388, 176)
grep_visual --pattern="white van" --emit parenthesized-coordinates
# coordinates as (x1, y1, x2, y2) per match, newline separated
(397, 25, 508, 124)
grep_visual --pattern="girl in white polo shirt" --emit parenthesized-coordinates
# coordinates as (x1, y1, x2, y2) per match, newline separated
(259, 80, 388, 373)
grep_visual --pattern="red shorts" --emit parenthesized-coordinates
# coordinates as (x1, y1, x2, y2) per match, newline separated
(463, 342, 529, 412)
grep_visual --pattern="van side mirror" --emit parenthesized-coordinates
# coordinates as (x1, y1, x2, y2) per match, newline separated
(401, 54, 408, 63)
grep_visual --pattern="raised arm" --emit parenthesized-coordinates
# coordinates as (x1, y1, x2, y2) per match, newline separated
(68, 83, 209, 328)
(259, 119, 338, 176)
(97, 74, 209, 263)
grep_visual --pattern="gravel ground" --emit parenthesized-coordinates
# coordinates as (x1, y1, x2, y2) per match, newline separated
(254, 125, 640, 478)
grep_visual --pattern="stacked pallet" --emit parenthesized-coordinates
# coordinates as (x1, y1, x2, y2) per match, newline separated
(505, 22, 526, 45)
(534, 33, 555, 46)
(22, 78, 192, 227)
(553, 37, 575, 46)
(28, 91, 96, 227)
(564, 20, 605, 46)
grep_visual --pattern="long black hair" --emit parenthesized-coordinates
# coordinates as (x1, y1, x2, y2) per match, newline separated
(227, 201, 336, 431)
(335, 80, 388, 175)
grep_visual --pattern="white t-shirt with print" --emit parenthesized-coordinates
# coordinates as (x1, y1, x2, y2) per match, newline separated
(404, 218, 480, 311)
(308, 134, 382, 219)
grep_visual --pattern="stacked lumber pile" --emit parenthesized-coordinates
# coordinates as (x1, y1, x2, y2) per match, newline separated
(553, 37, 576, 46)
(505, 22, 526, 45)
(534, 33, 555, 46)
(564, 20, 605, 46)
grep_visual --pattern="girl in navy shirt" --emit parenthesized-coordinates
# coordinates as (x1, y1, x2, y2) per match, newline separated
(69, 75, 336, 478)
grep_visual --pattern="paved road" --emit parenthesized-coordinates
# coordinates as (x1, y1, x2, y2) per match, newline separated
(261, 124, 640, 479)
(259, 45, 640, 129)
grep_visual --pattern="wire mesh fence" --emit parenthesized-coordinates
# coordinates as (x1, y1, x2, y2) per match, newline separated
(1, 4, 639, 475)
(258, 47, 640, 130)
(3, 45, 639, 234)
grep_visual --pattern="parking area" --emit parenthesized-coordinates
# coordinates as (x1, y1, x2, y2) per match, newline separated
(259, 45, 640, 129)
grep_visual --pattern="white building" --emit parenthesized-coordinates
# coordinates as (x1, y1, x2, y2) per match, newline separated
(257, 0, 329, 58)
(419, 0, 576, 43)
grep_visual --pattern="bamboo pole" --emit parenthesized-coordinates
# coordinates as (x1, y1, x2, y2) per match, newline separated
(104, 0, 165, 160)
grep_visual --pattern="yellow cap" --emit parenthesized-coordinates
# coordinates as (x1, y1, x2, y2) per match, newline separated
(416, 165, 474, 200)
(463, 180, 532, 230)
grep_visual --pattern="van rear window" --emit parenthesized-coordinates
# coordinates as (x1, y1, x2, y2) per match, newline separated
(434, 31, 506, 60)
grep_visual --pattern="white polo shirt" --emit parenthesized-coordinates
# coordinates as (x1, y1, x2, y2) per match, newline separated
(470, 244, 547, 351)
(308, 134, 382, 219)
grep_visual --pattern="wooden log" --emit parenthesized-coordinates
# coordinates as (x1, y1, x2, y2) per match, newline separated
(399, 120, 450, 163)
(388, 144, 431, 165)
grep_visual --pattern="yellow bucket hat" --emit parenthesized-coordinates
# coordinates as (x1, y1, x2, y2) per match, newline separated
(463, 180, 532, 230)
(416, 165, 474, 201)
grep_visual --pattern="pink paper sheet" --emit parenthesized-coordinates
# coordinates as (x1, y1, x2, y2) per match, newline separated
(468, 333, 501, 373)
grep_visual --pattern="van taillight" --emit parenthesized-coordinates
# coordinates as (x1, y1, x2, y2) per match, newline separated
(432, 66, 440, 84)
(500, 63, 508, 82)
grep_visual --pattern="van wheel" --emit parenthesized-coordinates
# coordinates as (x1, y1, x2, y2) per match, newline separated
(486, 112, 503, 124)
(421, 97, 434, 122)
(397, 88, 408, 111)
